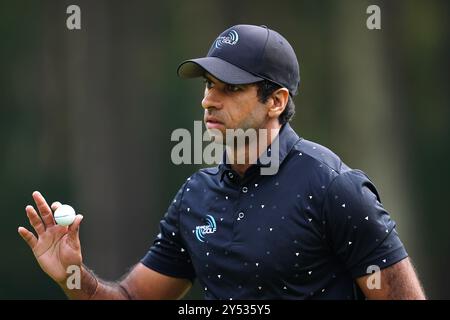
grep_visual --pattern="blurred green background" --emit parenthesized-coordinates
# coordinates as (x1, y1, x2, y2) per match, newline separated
(1, 0, 449, 299)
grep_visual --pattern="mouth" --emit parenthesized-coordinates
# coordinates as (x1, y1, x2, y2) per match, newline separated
(205, 117, 224, 129)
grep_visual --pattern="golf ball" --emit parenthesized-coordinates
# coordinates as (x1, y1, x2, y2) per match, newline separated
(54, 204, 76, 226)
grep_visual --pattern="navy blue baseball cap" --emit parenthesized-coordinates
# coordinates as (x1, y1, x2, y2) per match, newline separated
(177, 24, 300, 96)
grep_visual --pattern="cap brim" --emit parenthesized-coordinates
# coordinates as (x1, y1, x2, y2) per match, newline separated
(177, 57, 264, 85)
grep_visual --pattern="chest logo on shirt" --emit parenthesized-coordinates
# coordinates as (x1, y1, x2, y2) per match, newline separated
(195, 215, 217, 242)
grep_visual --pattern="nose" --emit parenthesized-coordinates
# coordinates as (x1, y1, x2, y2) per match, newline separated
(201, 88, 223, 110)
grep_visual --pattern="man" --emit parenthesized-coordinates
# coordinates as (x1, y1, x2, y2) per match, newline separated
(18, 24, 425, 299)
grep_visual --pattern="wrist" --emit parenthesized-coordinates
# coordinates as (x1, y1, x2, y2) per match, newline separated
(81, 264, 99, 299)
(57, 263, 98, 299)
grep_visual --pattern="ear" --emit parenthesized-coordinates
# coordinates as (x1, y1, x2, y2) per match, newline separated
(267, 88, 289, 119)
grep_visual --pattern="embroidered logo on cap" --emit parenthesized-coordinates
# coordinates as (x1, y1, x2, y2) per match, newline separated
(214, 30, 239, 49)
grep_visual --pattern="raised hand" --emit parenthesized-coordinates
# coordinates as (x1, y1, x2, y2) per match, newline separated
(18, 191, 83, 284)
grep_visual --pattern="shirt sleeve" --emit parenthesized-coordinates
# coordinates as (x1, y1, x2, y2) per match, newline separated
(140, 181, 196, 281)
(322, 169, 408, 278)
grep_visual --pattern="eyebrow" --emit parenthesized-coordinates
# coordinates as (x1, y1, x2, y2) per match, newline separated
(203, 73, 249, 88)
(203, 73, 219, 84)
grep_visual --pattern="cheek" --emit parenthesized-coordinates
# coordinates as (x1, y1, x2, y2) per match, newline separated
(225, 94, 263, 127)
(231, 108, 257, 129)
(245, 102, 266, 119)
(227, 107, 248, 128)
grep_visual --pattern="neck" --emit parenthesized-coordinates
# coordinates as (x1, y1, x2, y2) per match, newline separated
(228, 121, 282, 177)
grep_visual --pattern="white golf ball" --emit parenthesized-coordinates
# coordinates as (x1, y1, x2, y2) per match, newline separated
(54, 204, 76, 226)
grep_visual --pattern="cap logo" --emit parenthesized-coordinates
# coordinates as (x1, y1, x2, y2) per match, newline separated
(214, 30, 239, 49)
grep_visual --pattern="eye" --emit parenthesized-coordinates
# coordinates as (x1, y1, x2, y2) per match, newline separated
(226, 84, 242, 92)
(203, 78, 214, 89)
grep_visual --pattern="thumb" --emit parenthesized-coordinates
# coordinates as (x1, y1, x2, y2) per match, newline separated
(68, 214, 83, 241)
(18, 227, 37, 250)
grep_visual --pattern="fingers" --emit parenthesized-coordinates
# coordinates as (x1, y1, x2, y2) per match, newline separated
(32, 191, 55, 228)
(51, 201, 62, 211)
(25, 205, 45, 236)
(68, 214, 83, 242)
(18, 227, 38, 250)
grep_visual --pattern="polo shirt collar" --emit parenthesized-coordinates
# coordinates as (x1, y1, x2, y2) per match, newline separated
(219, 123, 301, 180)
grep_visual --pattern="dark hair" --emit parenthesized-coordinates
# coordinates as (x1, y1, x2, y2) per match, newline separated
(256, 80, 295, 125)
